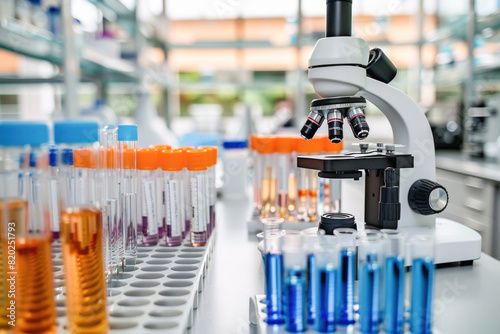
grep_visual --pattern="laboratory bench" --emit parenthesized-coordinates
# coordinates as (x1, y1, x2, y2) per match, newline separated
(191, 197, 500, 334)
(435, 151, 500, 259)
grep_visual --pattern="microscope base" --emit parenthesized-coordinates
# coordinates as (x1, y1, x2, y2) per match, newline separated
(400, 217, 482, 265)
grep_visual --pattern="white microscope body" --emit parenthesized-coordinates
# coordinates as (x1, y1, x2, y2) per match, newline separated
(307, 20, 481, 263)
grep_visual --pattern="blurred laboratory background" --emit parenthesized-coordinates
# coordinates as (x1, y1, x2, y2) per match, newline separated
(1, 0, 500, 257)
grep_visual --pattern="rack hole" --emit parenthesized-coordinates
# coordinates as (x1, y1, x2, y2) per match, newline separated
(123, 266, 139, 272)
(130, 281, 161, 288)
(154, 299, 187, 307)
(146, 259, 172, 265)
(137, 247, 154, 252)
(117, 299, 150, 307)
(52, 260, 63, 266)
(110, 273, 133, 280)
(177, 253, 202, 259)
(151, 253, 175, 259)
(137, 254, 148, 258)
(154, 248, 177, 253)
(149, 309, 183, 317)
(143, 322, 179, 329)
(110, 310, 144, 318)
(124, 289, 156, 297)
(56, 309, 65, 317)
(136, 273, 164, 280)
(53, 281, 65, 288)
(180, 248, 205, 253)
(163, 281, 193, 288)
(159, 289, 190, 297)
(141, 266, 169, 272)
(167, 273, 196, 279)
(108, 281, 127, 288)
(110, 322, 138, 329)
(171, 266, 197, 272)
(175, 259, 200, 265)
(107, 289, 122, 297)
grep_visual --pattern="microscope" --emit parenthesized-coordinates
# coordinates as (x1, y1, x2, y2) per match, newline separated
(298, 0, 481, 265)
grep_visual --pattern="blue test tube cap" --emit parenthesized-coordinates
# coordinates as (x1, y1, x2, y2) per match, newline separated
(62, 148, 73, 166)
(222, 139, 248, 150)
(49, 146, 58, 167)
(53, 120, 99, 144)
(0, 121, 49, 147)
(118, 124, 138, 141)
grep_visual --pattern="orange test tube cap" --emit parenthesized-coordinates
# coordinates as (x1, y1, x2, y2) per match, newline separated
(160, 150, 184, 171)
(274, 136, 296, 154)
(296, 136, 323, 154)
(253, 135, 274, 154)
(199, 146, 218, 166)
(186, 149, 208, 171)
(137, 148, 158, 170)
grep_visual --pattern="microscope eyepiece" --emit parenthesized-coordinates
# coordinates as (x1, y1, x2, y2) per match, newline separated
(347, 107, 370, 139)
(300, 110, 325, 140)
(327, 110, 343, 143)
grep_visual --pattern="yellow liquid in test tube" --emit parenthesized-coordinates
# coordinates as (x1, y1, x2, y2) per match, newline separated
(61, 207, 108, 334)
(260, 167, 277, 218)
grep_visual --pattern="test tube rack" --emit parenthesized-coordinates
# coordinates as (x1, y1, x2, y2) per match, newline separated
(247, 210, 319, 234)
(249, 294, 442, 334)
(52, 236, 214, 334)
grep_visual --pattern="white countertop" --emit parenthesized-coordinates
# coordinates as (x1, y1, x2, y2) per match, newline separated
(191, 197, 500, 334)
(436, 151, 500, 183)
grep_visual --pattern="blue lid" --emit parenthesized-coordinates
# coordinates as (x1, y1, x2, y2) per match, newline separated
(49, 147, 58, 167)
(118, 125, 138, 141)
(223, 140, 248, 149)
(62, 148, 73, 166)
(0, 121, 49, 147)
(53, 120, 99, 144)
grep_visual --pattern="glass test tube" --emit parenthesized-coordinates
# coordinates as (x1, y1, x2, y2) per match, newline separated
(0, 121, 56, 333)
(287, 140, 298, 219)
(262, 217, 285, 325)
(301, 230, 319, 325)
(186, 149, 209, 246)
(410, 236, 435, 334)
(160, 150, 184, 246)
(100, 125, 121, 271)
(250, 135, 262, 213)
(275, 137, 292, 220)
(334, 227, 357, 325)
(256, 136, 276, 218)
(358, 230, 383, 333)
(283, 234, 307, 332)
(118, 125, 138, 266)
(137, 148, 159, 246)
(151, 147, 169, 239)
(48, 146, 60, 240)
(315, 233, 338, 333)
(200, 146, 217, 236)
(177, 147, 194, 238)
(381, 230, 406, 334)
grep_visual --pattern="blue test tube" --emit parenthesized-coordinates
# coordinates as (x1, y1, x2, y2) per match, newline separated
(301, 230, 320, 325)
(263, 217, 285, 325)
(333, 228, 357, 325)
(410, 235, 435, 334)
(381, 229, 407, 334)
(358, 230, 383, 333)
(283, 234, 307, 332)
(315, 234, 338, 333)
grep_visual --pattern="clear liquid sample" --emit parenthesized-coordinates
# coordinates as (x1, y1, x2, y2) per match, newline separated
(122, 193, 137, 265)
(264, 253, 284, 324)
(60, 207, 108, 334)
(16, 235, 57, 334)
(410, 258, 434, 334)
(0, 199, 27, 332)
(316, 266, 336, 333)
(383, 256, 405, 334)
(284, 268, 307, 332)
(306, 254, 317, 325)
(141, 217, 159, 246)
(359, 254, 381, 333)
(336, 248, 356, 325)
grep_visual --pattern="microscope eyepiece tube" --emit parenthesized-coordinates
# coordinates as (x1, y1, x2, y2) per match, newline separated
(327, 110, 343, 143)
(300, 110, 325, 140)
(347, 107, 370, 139)
(326, 0, 353, 37)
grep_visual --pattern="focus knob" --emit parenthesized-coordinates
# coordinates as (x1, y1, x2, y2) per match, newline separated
(408, 179, 448, 215)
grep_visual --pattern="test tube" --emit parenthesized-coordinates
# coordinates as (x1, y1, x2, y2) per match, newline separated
(255, 136, 276, 218)
(287, 137, 298, 219)
(48, 146, 60, 240)
(118, 125, 138, 266)
(100, 125, 121, 272)
(186, 149, 209, 246)
(409, 235, 435, 334)
(200, 146, 217, 235)
(301, 230, 319, 325)
(283, 234, 307, 332)
(334, 227, 357, 325)
(381, 230, 407, 334)
(0, 121, 56, 333)
(160, 150, 184, 246)
(296, 137, 323, 222)
(315, 233, 338, 333)
(249, 135, 262, 214)
(358, 230, 383, 333)
(137, 148, 159, 246)
(263, 217, 285, 324)
(177, 147, 194, 238)
(151, 146, 171, 239)
(275, 136, 293, 219)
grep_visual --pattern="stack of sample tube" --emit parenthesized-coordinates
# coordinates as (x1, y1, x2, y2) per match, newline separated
(249, 134, 342, 224)
(0, 120, 218, 333)
(261, 219, 436, 333)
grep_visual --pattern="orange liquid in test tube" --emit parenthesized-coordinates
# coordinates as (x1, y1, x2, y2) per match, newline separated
(61, 207, 108, 334)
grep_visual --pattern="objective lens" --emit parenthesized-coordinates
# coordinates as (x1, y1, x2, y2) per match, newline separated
(327, 110, 343, 143)
(347, 107, 369, 139)
(300, 110, 325, 140)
